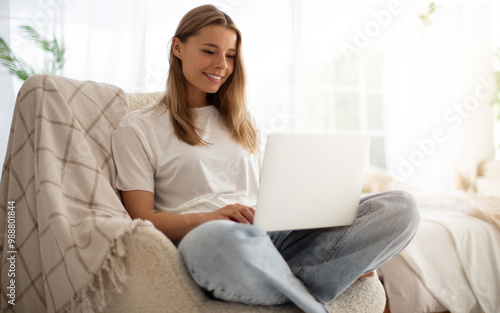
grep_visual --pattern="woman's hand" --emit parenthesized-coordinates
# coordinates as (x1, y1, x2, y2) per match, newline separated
(121, 190, 255, 241)
(202, 204, 255, 225)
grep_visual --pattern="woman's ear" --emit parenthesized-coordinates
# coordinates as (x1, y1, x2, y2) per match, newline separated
(172, 37, 182, 59)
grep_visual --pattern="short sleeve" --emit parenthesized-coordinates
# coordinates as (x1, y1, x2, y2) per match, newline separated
(111, 124, 155, 193)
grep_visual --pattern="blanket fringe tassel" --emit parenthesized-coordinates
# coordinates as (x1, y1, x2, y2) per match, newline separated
(62, 219, 151, 313)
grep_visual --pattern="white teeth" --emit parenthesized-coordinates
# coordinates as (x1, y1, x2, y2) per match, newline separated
(206, 73, 221, 80)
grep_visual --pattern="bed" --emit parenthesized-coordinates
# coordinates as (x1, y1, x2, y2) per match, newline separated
(364, 161, 500, 313)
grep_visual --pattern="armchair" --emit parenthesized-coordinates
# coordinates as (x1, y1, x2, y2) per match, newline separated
(0, 75, 386, 313)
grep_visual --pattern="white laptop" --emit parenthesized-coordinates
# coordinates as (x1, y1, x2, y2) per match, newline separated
(253, 133, 370, 232)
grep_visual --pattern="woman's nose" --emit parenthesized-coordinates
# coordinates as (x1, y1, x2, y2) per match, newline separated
(214, 55, 228, 70)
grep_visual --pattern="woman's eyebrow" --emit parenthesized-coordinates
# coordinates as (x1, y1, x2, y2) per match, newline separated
(202, 43, 236, 52)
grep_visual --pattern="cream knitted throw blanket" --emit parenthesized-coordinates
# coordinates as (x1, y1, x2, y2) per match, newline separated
(0, 75, 146, 312)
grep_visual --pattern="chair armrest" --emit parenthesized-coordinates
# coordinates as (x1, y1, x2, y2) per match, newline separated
(104, 223, 206, 313)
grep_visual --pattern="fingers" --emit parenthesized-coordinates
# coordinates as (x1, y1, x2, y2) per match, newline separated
(219, 204, 255, 224)
(235, 204, 255, 224)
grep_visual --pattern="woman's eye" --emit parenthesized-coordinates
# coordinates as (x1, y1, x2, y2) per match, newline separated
(203, 50, 215, 55)
(226, 55, 235, 59)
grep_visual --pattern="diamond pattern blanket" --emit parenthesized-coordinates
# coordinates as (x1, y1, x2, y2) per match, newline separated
(0, 75, 145, 312)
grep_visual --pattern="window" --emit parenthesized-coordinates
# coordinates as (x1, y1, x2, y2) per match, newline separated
(286, 0, 387, 168)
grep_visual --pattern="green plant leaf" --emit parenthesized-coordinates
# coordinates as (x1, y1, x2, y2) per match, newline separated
(20, 26, 52, 52)
(20, 25, 66, 75)
(0, 38, 36, 81)
(0, 25, 66, 80)
(420, 2, 441, 27)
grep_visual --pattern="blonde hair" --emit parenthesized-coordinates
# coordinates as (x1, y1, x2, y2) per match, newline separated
(160, 4, 259, 154)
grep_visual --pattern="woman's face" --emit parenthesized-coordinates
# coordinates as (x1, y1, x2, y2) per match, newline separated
(174, 25, 237, 105)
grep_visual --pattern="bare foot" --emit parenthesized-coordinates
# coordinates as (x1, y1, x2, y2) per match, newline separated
(358, 270, 376, 280)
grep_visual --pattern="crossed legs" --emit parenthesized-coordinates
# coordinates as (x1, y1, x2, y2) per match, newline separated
(178, 190, 420, 313)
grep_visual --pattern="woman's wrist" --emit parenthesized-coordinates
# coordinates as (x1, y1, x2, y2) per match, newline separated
(188, 212, 210, 228)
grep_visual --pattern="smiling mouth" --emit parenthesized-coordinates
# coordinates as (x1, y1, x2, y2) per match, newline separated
(203, 72, 222, 82)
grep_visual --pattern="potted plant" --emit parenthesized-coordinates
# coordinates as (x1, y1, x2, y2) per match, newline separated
(0, 25, 65, 81)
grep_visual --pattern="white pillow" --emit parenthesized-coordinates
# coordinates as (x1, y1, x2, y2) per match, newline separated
(476, 177, 500, 198)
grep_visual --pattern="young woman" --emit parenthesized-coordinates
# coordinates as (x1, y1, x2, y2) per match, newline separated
(111, 5, 420, 313)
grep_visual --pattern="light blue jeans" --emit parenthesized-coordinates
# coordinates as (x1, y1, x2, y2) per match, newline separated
(178, 190, 420, 313)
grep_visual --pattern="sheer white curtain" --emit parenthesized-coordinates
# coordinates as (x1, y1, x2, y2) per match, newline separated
(382, 0, 495, 189)
(0, 0, 498, 191)
(62, 0, 159, 92)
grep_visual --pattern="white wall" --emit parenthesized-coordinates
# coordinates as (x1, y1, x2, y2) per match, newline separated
(0, 0, 15, 170)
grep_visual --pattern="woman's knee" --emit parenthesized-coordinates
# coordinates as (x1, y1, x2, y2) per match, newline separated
(381, 190, 421, 238)
(364, 190, 421, 236)
(394, 191, 420, 228)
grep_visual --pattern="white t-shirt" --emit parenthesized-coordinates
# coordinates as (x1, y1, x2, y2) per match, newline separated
(111, 103, 260, 215)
